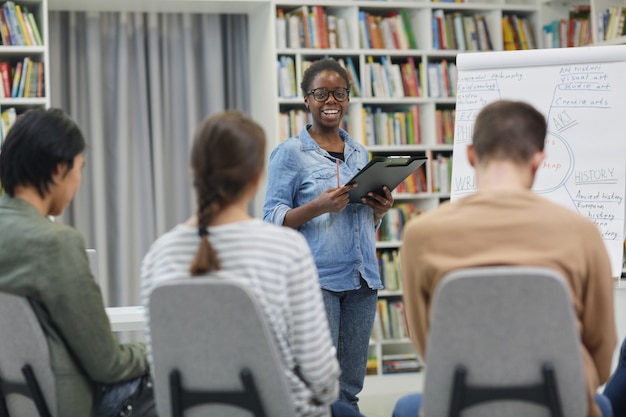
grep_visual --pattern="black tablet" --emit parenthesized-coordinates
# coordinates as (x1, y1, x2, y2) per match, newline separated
(347, 156, 428, 203)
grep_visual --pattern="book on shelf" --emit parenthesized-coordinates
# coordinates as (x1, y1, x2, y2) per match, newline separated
(10, 60, 22, 97)
(24, 7, 42, 46)
(358, 11, 370, 49)
(502, 16, 516, 50)
(463, 15, 479, 51)
(327, 14, 337, 49)
(0, 62, 11, 97)
(0, 106, 17, 146)
(277, 56, 296, 98)
(17, 56, 29, 97)
(0, 9, 9, 45)
(336, 16, 350, 48)
(338, 57, 361, 98)
(378, 249, 401, 290)
(276, 8, 286, 49)
(2, 1, 25, 46)
(475, 15, 493, 51)
(366, 355, 378, 375)
(14, 4, 32, 46)
(382, 353, 423, 374)
(431, 154, 452, 193)
(400, 9, 418, 49)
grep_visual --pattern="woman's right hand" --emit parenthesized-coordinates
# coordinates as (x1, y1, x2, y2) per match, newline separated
(316, 184, 357, 214)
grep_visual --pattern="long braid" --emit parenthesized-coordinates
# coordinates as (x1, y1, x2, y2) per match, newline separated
(189, 183, 222, 275)
(187, 110, 266, 276)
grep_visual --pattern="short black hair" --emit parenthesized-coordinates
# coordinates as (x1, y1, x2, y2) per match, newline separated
(0, 108, 86, 197)
(300, 57, 350, 95)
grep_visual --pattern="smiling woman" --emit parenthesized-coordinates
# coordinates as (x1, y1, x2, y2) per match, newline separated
(263, 57, 395, 414)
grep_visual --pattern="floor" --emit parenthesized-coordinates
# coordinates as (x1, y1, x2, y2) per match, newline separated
(359, 373, 424, 417)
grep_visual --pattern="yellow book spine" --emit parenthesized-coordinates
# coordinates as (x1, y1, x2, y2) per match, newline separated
(14, 5, 32, 46)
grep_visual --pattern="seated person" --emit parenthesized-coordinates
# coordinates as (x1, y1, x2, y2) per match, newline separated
(140, 110, 364, 417)
(604, 336, 626, 415)
(394, 100, 617, 417)
(0, 108, 155, 417)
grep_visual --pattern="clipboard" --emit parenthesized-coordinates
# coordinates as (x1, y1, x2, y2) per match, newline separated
(347, 156, 428, 203)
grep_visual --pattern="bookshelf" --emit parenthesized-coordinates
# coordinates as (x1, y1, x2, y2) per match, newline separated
(0, 0, 49, 148)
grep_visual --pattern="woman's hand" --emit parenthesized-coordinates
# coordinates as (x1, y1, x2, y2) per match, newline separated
(316, 184, 357, 214)
(361, 186, 394, 224)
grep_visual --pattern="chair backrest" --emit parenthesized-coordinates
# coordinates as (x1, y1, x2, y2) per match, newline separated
(422, 266, 588, 417)
(0, 292, 56, 417)
(148, 278, 296, 417)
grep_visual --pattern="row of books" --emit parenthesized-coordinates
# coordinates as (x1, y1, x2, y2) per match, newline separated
(427, 60, 457, 98)
(0, 1, 42, 46)
(378, 249, 401, 291)
(502, 14, 537, 50)
(382, 354, 423, 374)
(363, 55, 421, 99)
(280, 55, 454, 100)
(0, 58, 44, 98)
(278, 109, 349, 142)
(542, 5, 592, 48)
(436, 108, 455, 145)
(377, 203, 421, 242)
(358, 10, 418, 50)
(432, 10, 493, 51)
(395, 165, 428, 194)
(374, 298, 409, 340)
(367, 354, 424, 375)
(362, 105, 421, 146)
(276, 6, 350, 50)
(597, 6, 626, 41)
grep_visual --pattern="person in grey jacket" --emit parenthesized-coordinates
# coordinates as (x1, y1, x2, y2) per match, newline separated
(0, 108, 154, 417)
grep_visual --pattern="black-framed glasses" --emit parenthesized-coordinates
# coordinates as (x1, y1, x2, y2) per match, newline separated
(306, 87, 350, 102)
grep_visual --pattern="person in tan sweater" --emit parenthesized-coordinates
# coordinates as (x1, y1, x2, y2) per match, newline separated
(393, 100, 617, 417)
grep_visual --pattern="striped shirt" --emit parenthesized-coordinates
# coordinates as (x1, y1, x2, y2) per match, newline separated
(140, 218, 340, 417)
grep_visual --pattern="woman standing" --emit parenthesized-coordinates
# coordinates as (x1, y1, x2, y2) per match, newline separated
(263, 58, 393, 411)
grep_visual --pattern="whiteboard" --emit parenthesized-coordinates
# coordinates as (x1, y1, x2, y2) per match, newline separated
(451, 45, 626, 277)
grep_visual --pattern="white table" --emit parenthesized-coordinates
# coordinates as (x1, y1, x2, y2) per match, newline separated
(106, 306, 145, 332)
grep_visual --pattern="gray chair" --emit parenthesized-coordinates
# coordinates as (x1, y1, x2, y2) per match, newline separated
(422, 266, 588, 417)
(148, 279, 296, 417)
(0, 292, 56, 417)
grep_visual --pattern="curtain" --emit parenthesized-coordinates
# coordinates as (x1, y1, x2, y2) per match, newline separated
(48, 11, 249, 307)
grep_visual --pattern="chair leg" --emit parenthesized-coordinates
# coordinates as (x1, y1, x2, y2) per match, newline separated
(239, 369, 266, 417)
(0, 376, 10, 417)
(169, 370, 183, 417)
(448, 366, 467, 417)
(542, 365, 564, 417)
(21, 365, 52, 417)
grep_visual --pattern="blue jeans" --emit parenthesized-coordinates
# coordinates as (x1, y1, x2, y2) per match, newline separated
(393, 393, 613, 417)
(322, 279, 378, 411)
(93, 377, 142, 417)
(604, 337, 626, 416)
(331, 400, 367, 417)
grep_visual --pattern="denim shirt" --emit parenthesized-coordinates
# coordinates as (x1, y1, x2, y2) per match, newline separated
(263, 125, 383, 292)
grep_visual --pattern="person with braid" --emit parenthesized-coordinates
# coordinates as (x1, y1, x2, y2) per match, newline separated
(140, 110, 366, 417)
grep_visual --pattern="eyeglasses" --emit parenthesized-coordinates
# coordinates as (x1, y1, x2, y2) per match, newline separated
(306, 87, 350, 102)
